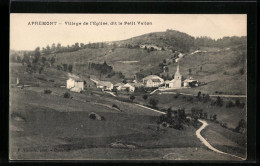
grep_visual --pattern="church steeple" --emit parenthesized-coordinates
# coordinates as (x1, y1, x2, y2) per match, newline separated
(175, 62, 181, 77)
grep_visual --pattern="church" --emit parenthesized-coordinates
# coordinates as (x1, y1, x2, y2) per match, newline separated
(168, 62, 182, 88)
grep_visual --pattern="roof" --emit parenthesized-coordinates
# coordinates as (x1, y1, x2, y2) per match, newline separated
(67, 77, 84, 82)
(184, 79, 197, 83)
(97, 81, 113, 87)
(143, 75, 163, 81)
(114, 83, 125, 87)
(123, 83, 143, 88)
(151, 79, 161, 82)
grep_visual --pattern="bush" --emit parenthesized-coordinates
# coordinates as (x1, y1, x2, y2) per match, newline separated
(191, 107, 203, 119)
(64, 92, 71, 98)
(213, 114, 217, 121)
(226, 100, 235, 108)
(112, 104, 120, 110)
(142, 94, 148, 101)
(130, 95, 135, 102)
(49, 79, 55, 82)
(220, 122, 227, 128)
(235, 119, 246, 133)
(89, 113, 96, 120)
(149, 98, 159, 108)
(187, 96, 193, 102)
(44, 89, 52, 94)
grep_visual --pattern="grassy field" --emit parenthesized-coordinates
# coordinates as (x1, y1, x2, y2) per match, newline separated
(9, 62, 246, 160)
(47, 44, 246, 95)
(133, 93, 246, 129)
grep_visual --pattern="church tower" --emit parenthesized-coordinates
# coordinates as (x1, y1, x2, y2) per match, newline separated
(174, 62, 182, 87)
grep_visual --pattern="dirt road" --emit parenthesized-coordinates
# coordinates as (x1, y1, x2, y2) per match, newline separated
(196, 119, 246, 160)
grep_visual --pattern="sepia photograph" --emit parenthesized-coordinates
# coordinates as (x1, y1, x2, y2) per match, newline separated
(9, 14, 247, 160)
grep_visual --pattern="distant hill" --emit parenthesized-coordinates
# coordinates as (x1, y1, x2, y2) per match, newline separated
(13, 30, 247, 95)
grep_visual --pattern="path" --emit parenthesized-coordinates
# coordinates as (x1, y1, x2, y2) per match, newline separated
(134, 104, 246, 160)
(135, 104, 166, 115)
(195, 119, 245, 160)
(157, 91, 246, 98)
(105, 91, 116, 97)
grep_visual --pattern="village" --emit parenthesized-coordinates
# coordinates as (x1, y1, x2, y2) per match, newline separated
(9, 13, 248, 160)
(66, 62, 204, 95)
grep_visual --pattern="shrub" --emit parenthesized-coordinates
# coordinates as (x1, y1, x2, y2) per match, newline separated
(235, 99, 241, 107)
(112, 104, 120, 110)
(226, 100, 235, 108)
(142, 94, 148, 101)
(213, 114, 217, 121)
(220, 122, 227, 128)
(44, 89, 52, 94)
(101, 116, 106, 121)
(203, 112, 208, 119)
(235, 119, 246, 133)
(49, 79, 55, 82)
(130, 95, 135, 102)
(89, 113, 96, 120)
(203, 94, 211, 103)
(216, 96, 223, 107)
(187, 96, 193, 102)
(149, 98, 159, 108)
(64, 92, 71, 98)
(191, 107, 203, 119)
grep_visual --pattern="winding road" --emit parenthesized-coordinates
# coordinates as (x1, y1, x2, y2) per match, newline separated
(195, 119, 246, 160)
(134, 104, 246, 160)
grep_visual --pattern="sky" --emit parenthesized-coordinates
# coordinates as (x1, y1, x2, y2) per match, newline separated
(10, 14, 247, 50)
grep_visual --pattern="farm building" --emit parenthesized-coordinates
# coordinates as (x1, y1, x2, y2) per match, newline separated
(97, 81, 114, 91)
(183, 77, 199, 87)
(122, 82, 144, 92)
(66, 78, 84, 92)
(114, 83, 125, 91)
(142, 75, 164, 87)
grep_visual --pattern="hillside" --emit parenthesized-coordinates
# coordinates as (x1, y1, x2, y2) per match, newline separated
(18, 29, 247, 95)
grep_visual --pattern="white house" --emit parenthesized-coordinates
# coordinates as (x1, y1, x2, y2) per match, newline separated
(183, 77, 199, 87)
(114, 83, 125, 91)
(142, 75, 164, 87)
(169, 62, 182, 88)
(97, 81, 114, 91)
(66, 78, 84, 92)
(123, 82, 143, 92)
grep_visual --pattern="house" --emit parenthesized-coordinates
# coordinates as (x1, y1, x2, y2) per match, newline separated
(142, 75, 164, 87)
(183, 77, 199, 87)
(97, 81, 114, 91)
(114, 83, 125, 91)
(66, 78, 84, 92)
(123, 82, 144, 92)
(169, 62, 182, 88)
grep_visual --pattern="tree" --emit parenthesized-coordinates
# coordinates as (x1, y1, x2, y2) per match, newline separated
(197, 91, 201, 100)
(68, 64, 73, 73)
(142, 94, 148, 101)
(41, 57, 47, 64)
(189, 68, 192, 75)
(163, 59, 166, 63)
(51, 57, 55, 65)
(130, 95, 135, 102)
(56, 43, 61, 51)
(64, 92, 71, 98)
(51, 43, 56, 52)
(200, 66, 202, 71)
(80, 43, 84, 48)
(216, 96, 223, 107)
(63, 64, 68, 72)
(45, 45, 51, 54)
(213, 114, 217, 121)
(149, 98, 158, 108)
(33, 47, 41, 63)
